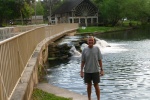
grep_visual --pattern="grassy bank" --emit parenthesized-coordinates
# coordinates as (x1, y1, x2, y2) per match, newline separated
(31, 88, 72, 100)
(77, 26, 127, 34)
(77, 20, 142, 34)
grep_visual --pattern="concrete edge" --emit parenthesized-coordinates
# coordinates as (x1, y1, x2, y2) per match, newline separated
(36, 83, 88, 100)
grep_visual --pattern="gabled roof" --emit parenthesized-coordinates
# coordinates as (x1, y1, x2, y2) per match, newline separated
(54, 0, 83, 14)
(53, 0, 96, 14)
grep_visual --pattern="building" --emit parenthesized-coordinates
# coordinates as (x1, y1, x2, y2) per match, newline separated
(50, 0, 98, 26)
(31, 15, 44, 24)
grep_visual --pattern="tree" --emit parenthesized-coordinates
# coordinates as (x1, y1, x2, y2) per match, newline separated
(100, 0, 124, 26)
(121, 0, 150, 24)
(0, 0, 34, 26)
(16, 0, 34, 25)
(36, 1, 44, 15)
(22, 2, 34, 18)
(42, 0, 64, 21)
(92, 0, 150, 26)
(0, 0, 20, 26)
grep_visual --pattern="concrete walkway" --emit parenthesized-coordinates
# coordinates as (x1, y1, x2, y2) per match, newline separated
(37, 83, 89, 100)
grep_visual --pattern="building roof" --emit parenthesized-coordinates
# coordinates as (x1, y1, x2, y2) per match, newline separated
(53, 0, 97, 14)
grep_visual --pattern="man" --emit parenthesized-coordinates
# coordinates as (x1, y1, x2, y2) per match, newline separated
(80, 36, 104, 100)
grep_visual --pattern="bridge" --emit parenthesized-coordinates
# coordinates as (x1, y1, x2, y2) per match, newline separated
(0, 23, 78, 100)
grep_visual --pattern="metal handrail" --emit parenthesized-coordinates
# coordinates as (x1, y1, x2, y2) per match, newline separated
(0, 23, 78, 100)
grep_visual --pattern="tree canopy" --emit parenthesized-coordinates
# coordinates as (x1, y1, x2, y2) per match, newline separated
(36, 1, 44, 15)
(93, 0, 150, 26)
(0, 0, 35, 26)
(0, 0, 150, 26)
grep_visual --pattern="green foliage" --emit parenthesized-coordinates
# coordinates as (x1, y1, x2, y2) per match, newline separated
(52, 1, 64, 13)
(0, 0, 34, 26)
(36, 1, 44, 15)
(22, 2, 34, 18)
(1, 0, 150, 26)
(122, 20, 141, 27)
(100, 0, 124, 26)
(42, 0, 64, 20)
(122, 0, 149, 21)
(0, 0, 20, 26)
(77, 26, 126, 34)
(91, 0, 102, 13)
(92, 0, 150, 26)
(31, 88, 72, 100)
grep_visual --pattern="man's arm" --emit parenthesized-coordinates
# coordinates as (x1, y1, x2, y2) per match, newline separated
(99, 60, 104, 76)
(80, 61, 85, 78)
(99, 60, 103, 70)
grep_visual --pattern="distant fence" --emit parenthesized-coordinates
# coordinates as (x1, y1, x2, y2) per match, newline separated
(0, 27, 14, 40)
(0, 25, 46, 41)
(0, 23, 78, 100)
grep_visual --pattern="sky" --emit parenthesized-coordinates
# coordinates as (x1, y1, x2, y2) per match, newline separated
(36, 0, 43, 1)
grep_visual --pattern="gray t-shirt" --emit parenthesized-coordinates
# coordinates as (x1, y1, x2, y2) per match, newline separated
(81, 46, 102, 73)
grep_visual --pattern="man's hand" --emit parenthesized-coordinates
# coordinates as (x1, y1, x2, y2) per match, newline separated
(80, 71, 84, 78)
(100, 70, 104, 76)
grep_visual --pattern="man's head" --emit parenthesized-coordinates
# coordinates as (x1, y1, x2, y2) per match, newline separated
(87, 36, 95, 48)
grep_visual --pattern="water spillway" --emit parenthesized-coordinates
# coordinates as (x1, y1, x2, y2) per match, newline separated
(46, 29, 150, 100)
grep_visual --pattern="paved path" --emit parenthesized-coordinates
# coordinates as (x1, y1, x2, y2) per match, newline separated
(37, 83, 90, 100)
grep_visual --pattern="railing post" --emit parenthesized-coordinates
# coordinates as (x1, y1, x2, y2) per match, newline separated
(0, 24, 78, 100)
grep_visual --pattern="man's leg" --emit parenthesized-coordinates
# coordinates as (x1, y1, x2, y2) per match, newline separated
(87, 82, 92, 100)
(94, 83, 100, 100)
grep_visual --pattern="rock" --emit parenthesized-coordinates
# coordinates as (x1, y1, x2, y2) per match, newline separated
(78, 38, 87, 45)
(48, 57, 58, 60)
(48, 42, 72, 60)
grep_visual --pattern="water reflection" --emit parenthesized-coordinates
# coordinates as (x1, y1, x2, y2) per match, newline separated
(96, 28, 150, 41)
(46, 29, 150, 100)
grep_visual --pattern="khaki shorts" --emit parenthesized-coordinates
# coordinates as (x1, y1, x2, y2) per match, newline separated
(84, 72, 100, 83)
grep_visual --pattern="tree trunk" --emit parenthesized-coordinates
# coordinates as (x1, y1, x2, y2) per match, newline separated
(20, 10, 23, 25)
(111, 20, 117, 26)
(0, 18, 3, 27)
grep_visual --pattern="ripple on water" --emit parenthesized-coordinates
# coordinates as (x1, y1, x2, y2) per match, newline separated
(46, 37, 150, 100)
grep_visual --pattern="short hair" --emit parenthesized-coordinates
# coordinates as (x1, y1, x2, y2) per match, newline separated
(87, 36, 96, 44)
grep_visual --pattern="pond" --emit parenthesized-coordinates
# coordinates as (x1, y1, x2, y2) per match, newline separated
(46, 28, 150, 100)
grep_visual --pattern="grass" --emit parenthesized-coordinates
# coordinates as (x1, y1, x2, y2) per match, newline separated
(77, 20, 142, 34)
(77, 26, 126, 34)
(31, 88, 72, 100)
(122, 20, 141, 27)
